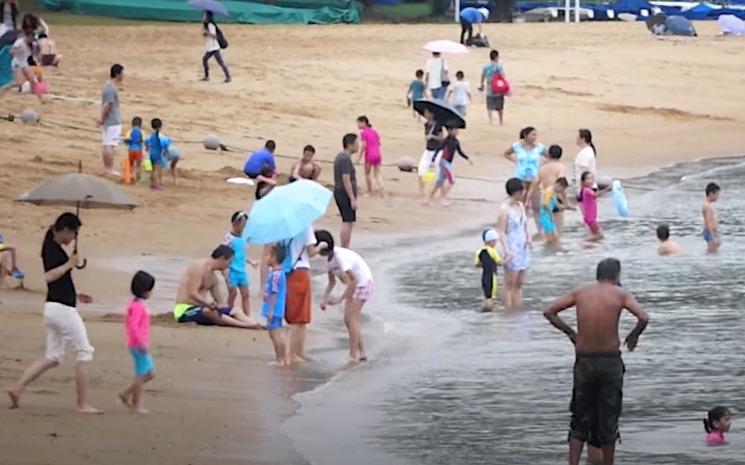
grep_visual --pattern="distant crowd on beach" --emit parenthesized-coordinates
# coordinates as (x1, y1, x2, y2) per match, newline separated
(0, 11, 734, 465)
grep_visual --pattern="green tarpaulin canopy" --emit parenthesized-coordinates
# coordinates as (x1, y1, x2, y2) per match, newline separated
(42, 0, 361, 24)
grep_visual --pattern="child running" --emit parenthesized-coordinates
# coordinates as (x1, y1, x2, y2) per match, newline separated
(146, 118, 164, 190)
(578, 171, 604, 241)
(656, 224, 681, 256)
(704, 406, 732, 446)
(261, 244, 288, 365)
(124, 117, 144, 183)
(540, 177, 570, 245)
(406, 69, 425, 120)
(222, 211, 258, 323)
(427, 124, 472, 206)
(447, 71, 471, 116)
(356, 116, 384, 197)
(317, 231, 374, 363)
(474, 229, 502, 312)
(118, 271, 156, 414)
(702, 182, 721, 253)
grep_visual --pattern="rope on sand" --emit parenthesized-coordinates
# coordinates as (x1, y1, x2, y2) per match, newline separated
(12, 114, 502, 183)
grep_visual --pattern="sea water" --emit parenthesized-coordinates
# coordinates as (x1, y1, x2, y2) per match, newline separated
(285, 157, 745, 465)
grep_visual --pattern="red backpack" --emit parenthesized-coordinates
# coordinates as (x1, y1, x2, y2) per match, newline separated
(490, 72, 510, 95)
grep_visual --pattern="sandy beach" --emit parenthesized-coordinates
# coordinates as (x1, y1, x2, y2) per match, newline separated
(1, 18, 745, 464)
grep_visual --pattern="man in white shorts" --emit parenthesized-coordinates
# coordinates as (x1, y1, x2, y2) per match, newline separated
(97, 64, 124, 177)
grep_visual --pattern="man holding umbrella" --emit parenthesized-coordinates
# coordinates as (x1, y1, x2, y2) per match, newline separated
(459, 7, 490, 45)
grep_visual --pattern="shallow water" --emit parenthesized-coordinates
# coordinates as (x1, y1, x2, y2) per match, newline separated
(286, 157, 745, 465)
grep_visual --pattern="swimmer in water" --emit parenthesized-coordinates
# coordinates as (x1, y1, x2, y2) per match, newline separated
(656, 224, 681, 256)
(703, 406, 732, 446)
(702, 183, 721, 253)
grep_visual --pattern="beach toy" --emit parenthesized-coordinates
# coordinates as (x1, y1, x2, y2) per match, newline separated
(423, 169, 437, 184)
(21, 108, 39, 124)
(612, 180, 629, 218)
(121, 157, 133, 185)
(227, 177, 255, 186)
(203, 134, 221, 150)
(143, 158, 153, 173)
(397, 156, 415, 172)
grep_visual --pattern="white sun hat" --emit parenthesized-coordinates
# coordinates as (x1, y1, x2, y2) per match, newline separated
(478, 7, 490, 19)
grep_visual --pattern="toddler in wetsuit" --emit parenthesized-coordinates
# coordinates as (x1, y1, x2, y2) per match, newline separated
(474, 229, 502, 311)
(704, 406, 732, 446)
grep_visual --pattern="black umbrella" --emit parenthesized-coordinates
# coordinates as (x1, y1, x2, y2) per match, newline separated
(413, 99, 466, 129)
(645, 13, 668, 34)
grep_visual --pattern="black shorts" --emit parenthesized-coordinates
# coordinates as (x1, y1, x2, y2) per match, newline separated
(569, 352, 625, 446)
(486, 95, 505, 111)
(334, 189, 356, 223)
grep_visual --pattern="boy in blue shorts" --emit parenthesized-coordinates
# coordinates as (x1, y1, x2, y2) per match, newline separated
(540, 177, 570, 245)
(262, 244, 288, 365)
(223, 211, 258, 322)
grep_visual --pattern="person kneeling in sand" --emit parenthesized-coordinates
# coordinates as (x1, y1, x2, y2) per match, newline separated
(656, 224, 680, 256)
(173, 245, 262, 329)
(317, 231, 374, 363)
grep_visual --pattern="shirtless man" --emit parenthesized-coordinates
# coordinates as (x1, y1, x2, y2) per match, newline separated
(536, 145, 569, 232)
(543, 258, 649, 465)
(289, 145, 322, 183)
(702, 182, 721, 253)
(173, 245, 261, 328)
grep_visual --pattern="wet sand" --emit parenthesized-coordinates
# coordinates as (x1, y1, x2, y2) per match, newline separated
(1, 19, 744, 465)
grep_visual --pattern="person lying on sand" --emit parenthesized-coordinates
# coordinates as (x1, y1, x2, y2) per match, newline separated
(173, 245, 262, 329)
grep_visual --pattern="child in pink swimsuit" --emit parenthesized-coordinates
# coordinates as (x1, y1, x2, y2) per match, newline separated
(579, 171, 604, 241)
(704, 406, 732, 446)
(357, 116, 384, 197)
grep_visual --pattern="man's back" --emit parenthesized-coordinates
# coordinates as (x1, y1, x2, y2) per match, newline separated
(574, 282, 627, 353)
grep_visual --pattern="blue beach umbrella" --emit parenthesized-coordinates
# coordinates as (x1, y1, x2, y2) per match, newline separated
(187, 0, 229, 17)
(243, 180, 332, 244)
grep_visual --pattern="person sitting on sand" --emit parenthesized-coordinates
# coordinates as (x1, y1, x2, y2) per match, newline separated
(289, 145, 321, 183)
(35, 31, 62, 67)
(173, 245, 262, 329)
(656, 224, 680, 256)
(0, 233, 25, 284)
(317, 230, 374, 363)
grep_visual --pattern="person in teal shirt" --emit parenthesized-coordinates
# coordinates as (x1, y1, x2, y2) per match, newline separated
(406, 69, 425, 119)
(479, 49, 506, 125)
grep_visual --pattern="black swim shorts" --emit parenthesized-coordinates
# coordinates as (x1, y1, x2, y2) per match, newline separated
(568, 351, 625, 446)
(334, 189, 356, 224)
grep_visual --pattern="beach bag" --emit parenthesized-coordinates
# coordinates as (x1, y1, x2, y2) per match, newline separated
(491, 73, 510, 95)
(468, 34, 490, 48)
(215, 25, 229, 49)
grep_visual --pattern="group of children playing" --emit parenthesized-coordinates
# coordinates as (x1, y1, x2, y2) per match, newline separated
(123, 116, 181, 189)
(406, 68, 473, 118)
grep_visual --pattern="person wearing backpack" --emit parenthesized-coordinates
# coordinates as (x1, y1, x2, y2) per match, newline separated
(478, 49, 506, 125)
(200, 10, 231, 83)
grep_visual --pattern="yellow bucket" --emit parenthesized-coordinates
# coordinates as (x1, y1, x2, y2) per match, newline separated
(423, 170, 437, 184)
(143, 158, 153, 173)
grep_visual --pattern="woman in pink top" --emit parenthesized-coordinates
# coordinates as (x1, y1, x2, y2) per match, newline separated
(357, 116, 384, 197)
(578, 171, 604, 241)
(704, 406, 732, 446)
(118, 271, 156, 414)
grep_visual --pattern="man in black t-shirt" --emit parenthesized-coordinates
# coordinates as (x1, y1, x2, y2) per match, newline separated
(333, 133, 359, 248)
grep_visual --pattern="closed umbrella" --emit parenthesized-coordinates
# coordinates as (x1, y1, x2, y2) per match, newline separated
(187, 0, 229, 16)
(422, 40, 469, 55)
(243, 180, 332, 244)
(17, 165, 138, 268)
(413, 99, 466, 129)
